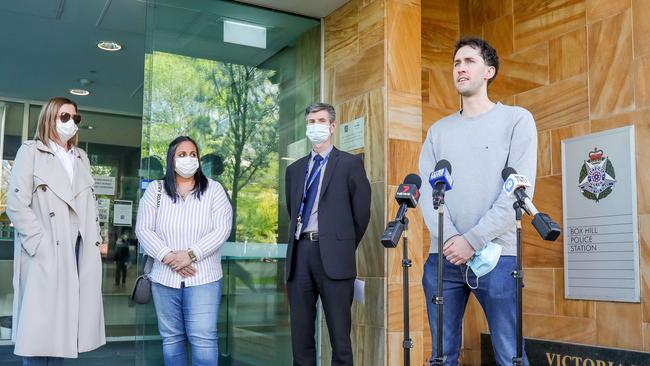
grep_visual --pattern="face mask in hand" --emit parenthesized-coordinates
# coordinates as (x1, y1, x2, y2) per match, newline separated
(465, 241, 502, 289)
(175, 157, 199, 178)
(306, 123, 331, 144)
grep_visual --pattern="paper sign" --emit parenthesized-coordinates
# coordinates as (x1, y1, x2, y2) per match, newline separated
(339, 117, 365, 152)
(93, 176, 116, 195)
(97, 198, 110, 223)
(113, 200, 133, 227)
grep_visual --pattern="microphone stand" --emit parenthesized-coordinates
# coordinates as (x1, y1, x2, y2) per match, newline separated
(432, 196, 446, 366)
(512, 201, 524, 366)
(400, 216, 413, 366)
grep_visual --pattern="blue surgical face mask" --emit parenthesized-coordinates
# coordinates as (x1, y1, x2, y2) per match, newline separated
(465, 241, 502, 289)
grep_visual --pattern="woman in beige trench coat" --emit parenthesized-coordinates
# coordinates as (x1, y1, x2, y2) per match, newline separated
(6, 97, 105, 365)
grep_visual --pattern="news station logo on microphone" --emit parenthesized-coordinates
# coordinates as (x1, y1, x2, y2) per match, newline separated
(503, 174, 531, 196)
(428, 168, 453, 191)
(396, 184, 420, 203)
(578, 147, 616, 202)
(395, 177, 421, 209)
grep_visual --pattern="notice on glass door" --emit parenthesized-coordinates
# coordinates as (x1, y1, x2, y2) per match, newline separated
(113, 200, 133, 226)
(93, 176, 116, 195)
(97, 198, 110, 223)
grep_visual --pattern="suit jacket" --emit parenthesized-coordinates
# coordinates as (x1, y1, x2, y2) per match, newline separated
(285, 146, 371, 281)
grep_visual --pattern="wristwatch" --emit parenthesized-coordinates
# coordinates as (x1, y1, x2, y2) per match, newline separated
(187, 249, 198, 263)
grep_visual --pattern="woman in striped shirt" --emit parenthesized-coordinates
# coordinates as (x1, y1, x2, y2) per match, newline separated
(136, 136, 232, 366)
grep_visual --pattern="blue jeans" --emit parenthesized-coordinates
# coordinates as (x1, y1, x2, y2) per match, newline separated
(22, 357, 63, 366)
(422, 254, 528, 366)
(152, 280, 223, 366)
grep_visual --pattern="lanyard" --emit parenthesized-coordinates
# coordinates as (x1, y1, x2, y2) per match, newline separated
(297, 154, 330, 222)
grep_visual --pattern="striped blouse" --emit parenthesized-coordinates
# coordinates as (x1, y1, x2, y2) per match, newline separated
(135, 179, 232, 288)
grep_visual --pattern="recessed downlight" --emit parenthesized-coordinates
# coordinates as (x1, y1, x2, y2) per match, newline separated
(97, 41, 122, 52)
(70, 89, 90, 96)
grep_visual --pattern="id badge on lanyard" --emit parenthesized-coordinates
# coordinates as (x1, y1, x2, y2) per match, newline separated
(295, 155, 328, 239)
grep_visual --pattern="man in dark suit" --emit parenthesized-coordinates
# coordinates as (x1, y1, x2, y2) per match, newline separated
(285, 103, 371, 366)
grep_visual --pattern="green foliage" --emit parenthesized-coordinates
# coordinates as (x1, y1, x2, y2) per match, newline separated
(144, 52, 280, 243)
(605, 159, 616, 179)
(581, 190, 597, 201)
(90, 165, 115, 177)
(578, 162, 588, 183)
(235, 161, 279, 243)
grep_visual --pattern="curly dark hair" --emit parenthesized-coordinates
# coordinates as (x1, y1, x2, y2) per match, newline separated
(453, 37, 500, 85)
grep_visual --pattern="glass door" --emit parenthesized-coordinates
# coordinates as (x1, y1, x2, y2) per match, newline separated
(137, 1, 321, 365)
(0, 100, 24, 342)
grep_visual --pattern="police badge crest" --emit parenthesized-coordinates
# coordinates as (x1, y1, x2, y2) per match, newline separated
(578, 148, 616, 202)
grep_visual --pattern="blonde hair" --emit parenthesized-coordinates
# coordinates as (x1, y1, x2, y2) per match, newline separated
(35, 97, 79, 148)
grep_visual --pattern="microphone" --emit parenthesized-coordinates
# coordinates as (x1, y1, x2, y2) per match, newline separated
(502, 167, 561, 241)
(429, 159, 453, 209)
(381, 174, 422, 248)
(394, 173, 422, 222)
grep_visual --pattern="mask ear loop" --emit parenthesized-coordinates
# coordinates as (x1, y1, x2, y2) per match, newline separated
(464, 265, 480, 290)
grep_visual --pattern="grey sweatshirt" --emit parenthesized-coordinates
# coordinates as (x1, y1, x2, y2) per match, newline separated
(418, 102, 538, 256)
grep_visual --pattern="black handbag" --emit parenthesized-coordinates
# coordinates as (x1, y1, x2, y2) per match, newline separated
(130, 181, 162, 304)
(131, 255, 154, 304)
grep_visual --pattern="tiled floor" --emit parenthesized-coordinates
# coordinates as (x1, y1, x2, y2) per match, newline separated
(0, 340, 259, 365)
(0, 341, 155, 365)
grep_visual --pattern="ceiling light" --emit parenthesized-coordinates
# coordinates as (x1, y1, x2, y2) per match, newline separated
(97, 41, 122, 52)
(70, 89, 90, 96)
(223, 20, 266, 49)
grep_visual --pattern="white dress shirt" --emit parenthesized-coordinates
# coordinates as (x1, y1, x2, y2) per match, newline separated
(302, 144, 333, 233)
(48, 140, 76, 185)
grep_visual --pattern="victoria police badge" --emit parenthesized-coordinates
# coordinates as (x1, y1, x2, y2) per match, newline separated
(578, 148, 616, 202)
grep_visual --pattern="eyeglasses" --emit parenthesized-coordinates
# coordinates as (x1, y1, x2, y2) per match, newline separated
(59, 112, 81, 124)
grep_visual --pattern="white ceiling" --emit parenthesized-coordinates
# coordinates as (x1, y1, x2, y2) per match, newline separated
(0, 0, 321, 117)
(0, 0, 321, 148)
(236, 0, 348, 18)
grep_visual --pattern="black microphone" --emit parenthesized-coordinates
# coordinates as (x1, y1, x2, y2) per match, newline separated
(381, 174, 422, 248)
(501, 167, 561, 241)
(429, 159, 453, 209)
(394, 173, 422, 222)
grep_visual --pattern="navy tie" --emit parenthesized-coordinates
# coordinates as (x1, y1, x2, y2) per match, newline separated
(300, 154, 324, 232)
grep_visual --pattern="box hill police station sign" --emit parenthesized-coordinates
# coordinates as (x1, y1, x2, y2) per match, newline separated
(561, 126, 639, 302)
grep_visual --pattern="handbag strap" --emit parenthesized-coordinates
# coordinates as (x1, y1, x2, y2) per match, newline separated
(142, 180, 162, 275)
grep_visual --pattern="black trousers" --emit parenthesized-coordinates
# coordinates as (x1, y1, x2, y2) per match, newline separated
(115, 261, 127, 285)
(287, 238, 355, 366)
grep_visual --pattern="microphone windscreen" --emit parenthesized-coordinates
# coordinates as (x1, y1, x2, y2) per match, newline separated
(501, 167, 517, 181)
(434, 159, 452, 175)
(403, 173, 422, 189)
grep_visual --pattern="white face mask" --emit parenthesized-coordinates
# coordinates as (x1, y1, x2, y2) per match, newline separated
(56, 120, 78, 143)
(306, 123, 331, 144)
(175, 157, 199, 178)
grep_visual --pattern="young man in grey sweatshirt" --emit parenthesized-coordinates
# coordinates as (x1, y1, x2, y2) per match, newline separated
(419, 37, 537, 365)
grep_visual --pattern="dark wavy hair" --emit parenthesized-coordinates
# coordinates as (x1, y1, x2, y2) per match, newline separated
(164, 136, 208, 203)
(454, 37, 500, 85)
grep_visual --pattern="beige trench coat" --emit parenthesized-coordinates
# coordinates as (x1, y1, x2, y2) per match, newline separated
(6, 140, 105, 357)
